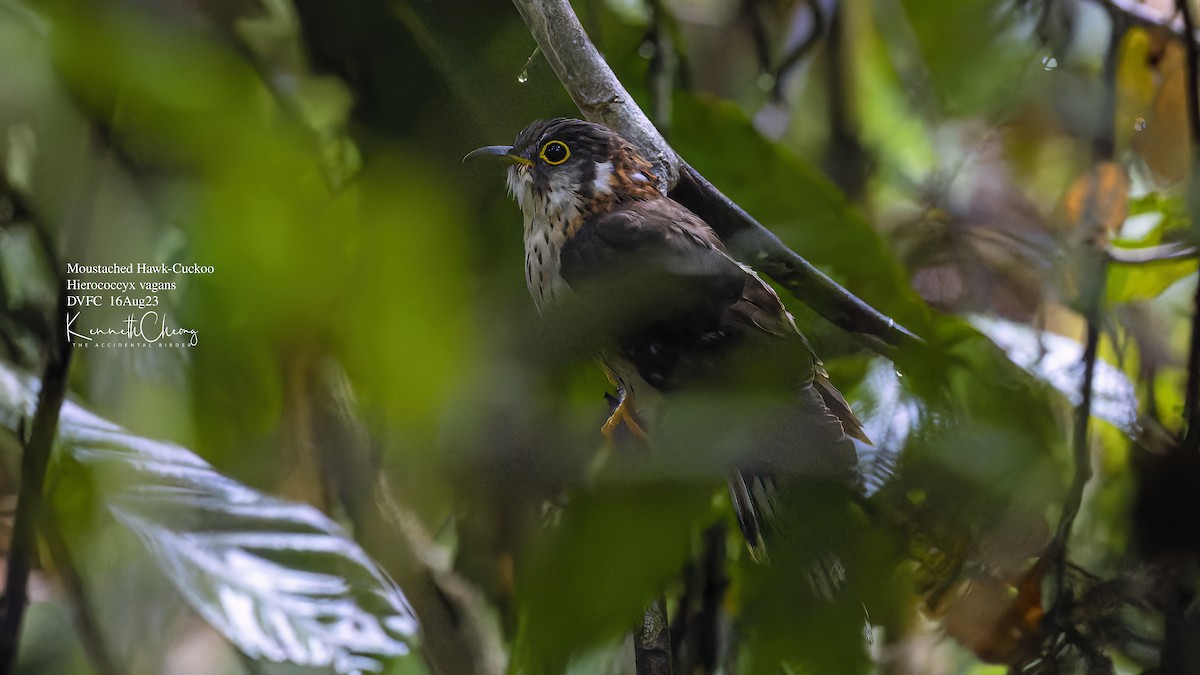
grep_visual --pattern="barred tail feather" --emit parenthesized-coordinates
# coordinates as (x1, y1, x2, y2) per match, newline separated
(813, 370, 871, 446)
(728, 471, 774, 563)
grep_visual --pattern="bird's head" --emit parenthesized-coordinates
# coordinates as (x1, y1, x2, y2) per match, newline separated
(466, 118, 659, 218)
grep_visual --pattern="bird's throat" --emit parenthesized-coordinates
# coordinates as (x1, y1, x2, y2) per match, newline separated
(523, 212, 571, 313)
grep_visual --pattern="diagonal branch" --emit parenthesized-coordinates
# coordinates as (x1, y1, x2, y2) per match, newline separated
(669, 167, 922, 354)
(509, 0, 923, 354)
(510, 0, 679, 191)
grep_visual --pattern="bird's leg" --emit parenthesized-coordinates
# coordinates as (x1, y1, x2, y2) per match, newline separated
(601, 387, 647, 443)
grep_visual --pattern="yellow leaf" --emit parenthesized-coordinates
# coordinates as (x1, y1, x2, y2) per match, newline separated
(1135, 61, 1192, 185)
(1116, 28, 1158, 152)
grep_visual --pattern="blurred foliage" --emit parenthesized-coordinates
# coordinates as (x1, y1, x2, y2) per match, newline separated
(0, 366, 422, 674)
(0, 0, 1196, 673)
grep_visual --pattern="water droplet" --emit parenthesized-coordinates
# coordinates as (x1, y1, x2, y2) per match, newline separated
(1041, 55, 1058, 70)
(517, 45, 540, 85)
(1134, 117, 1147, 132)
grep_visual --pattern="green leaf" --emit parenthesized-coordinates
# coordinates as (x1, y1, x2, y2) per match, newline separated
(1114, 192, 1189, 248)
(849, 2, 937, 181)
(670, 93, 924, 324)
(897, 0, 1038, 114)
(515, 483, 711, 671)
(0, 364, 425, 675)
(968, 316, 1138, 434)
(1107, 260, 1198, 304)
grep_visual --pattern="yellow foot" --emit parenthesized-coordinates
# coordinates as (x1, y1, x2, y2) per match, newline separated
(601, 394, 647, 443)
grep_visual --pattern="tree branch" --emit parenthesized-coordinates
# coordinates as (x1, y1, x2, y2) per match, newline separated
(510, 0, 679, 191)
(509, 0, 923, 353)
(634, 595, 673, 675)
(670, 167, 921, 354)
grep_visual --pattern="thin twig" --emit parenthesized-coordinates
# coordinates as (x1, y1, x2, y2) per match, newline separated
(1053, 306, 1100, 554)
(744, 0, 774, 81)
(1047, 20, 1124, 620)
(508, 0, 923, 353)
(1177, 0, 1200, 446)
(1042, 243, 1106, 656)
(645, 0, 674, 134)
(0, 288, 71, 674)
(770, 0, 825, 103)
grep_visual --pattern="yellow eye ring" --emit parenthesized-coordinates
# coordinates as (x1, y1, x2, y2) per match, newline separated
(539, 140, 570, 165)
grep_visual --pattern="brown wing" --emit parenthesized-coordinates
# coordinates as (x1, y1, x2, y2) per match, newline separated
(560, 198, 867, 557)
(559, 200, 810, 389)
(560, 199, 867, 441)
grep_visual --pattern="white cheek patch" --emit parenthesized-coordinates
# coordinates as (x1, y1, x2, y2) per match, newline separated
(592, 161, 615, 194)
(507, 166, 533, 211)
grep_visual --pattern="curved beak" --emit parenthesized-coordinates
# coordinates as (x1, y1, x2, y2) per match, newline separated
(463, 145, 532, 166)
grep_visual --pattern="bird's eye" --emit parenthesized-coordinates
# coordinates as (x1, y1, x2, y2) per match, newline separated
(539, 140, 570, 165)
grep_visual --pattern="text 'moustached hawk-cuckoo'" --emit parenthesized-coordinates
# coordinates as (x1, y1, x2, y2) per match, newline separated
(467, 118, 870, 557)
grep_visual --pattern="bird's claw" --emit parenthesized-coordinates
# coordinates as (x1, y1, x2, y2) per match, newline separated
(601, 394, 647, 443)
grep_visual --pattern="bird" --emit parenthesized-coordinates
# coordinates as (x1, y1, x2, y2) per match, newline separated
(467, 118, 868, 555)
